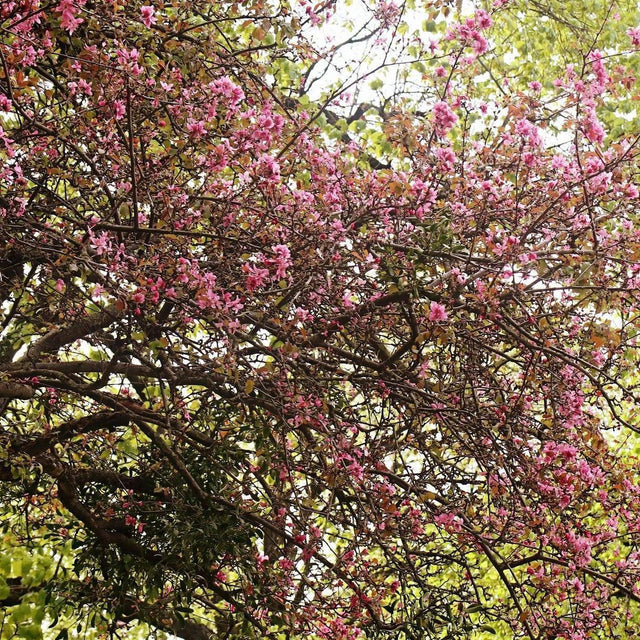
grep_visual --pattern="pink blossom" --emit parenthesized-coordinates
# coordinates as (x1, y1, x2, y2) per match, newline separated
(140, 5, 157, 28)
(222, 292, 243, 313)
(587, 50, 609, 93)
(305, 5, 322, 26)
(346, 458, 364, 483)
(581, 108, 605, 144)
(195, 287, 221, 310)
(56, 0, 85, 34)
(474, 9, 493, 30)
(628, 27, 640, 47)
(270, 244, 291, 279)
(432, 101, 457, 135)
(89, 230, 111, 256)
(591, 349, 606, 367)
(77, 79, 92, 95)
(434, 512, 463, 533)
(186, 120, 206, 139)
(113, 100, 126, 120)
(435, 146, 456, 168)
(18, 45, 36, 67)
(243, 264, 270, 291)
(471, 33, 488, 55)
(342, 291, 356, 309)
(375, 1, 400, 26)
(514, 118, 542, 146)
(446, 11, 492, 56)
(295, 307, 314, 322)
(256, 154, 280, 181)
(210, 76, 245, 105)
(428, 301, 448, 322)
(90, 284, 105, 300)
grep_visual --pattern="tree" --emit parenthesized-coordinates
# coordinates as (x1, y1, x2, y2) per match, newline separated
(2, 0, 640, 638)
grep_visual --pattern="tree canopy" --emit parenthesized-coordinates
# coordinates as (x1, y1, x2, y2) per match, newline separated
(2, 1, 640, 639)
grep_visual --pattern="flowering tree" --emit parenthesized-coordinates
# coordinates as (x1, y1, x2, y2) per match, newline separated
(2, 1, 640, 639)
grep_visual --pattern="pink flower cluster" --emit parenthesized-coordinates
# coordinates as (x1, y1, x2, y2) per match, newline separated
(243, 244, 292, 291)
(432, 101, 457, 136)
(55, 0, 86, 34)
(140, 5, 157, 28)
(428, 301, 448, 322)
(445, 9, 493, 56)
(628, 26, 640, 47)
(514, 118, 543, 147)
(434, 512, 463, 533)
(210, 76, 245, 107)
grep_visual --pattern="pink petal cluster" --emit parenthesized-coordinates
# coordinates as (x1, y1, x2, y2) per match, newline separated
(140, 5, 157, 28)
(628, 26, 640, 46)
(56, 0, 86, 34)
(428, 301, 448, 322)
(432, 101, 457, 135)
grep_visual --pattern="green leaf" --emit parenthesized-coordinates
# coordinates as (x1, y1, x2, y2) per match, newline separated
(0, 577, 10, 600)
(17, 624, 43, 640)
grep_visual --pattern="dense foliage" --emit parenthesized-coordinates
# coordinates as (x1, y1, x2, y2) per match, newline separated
(2, 0, 640, 638)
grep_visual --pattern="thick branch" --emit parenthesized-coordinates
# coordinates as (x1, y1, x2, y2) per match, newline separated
(56, 476, 163, 563)
(24, 304, 123, 361)
(13, 410, 130, 456)
(0, 380, 34, 398)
